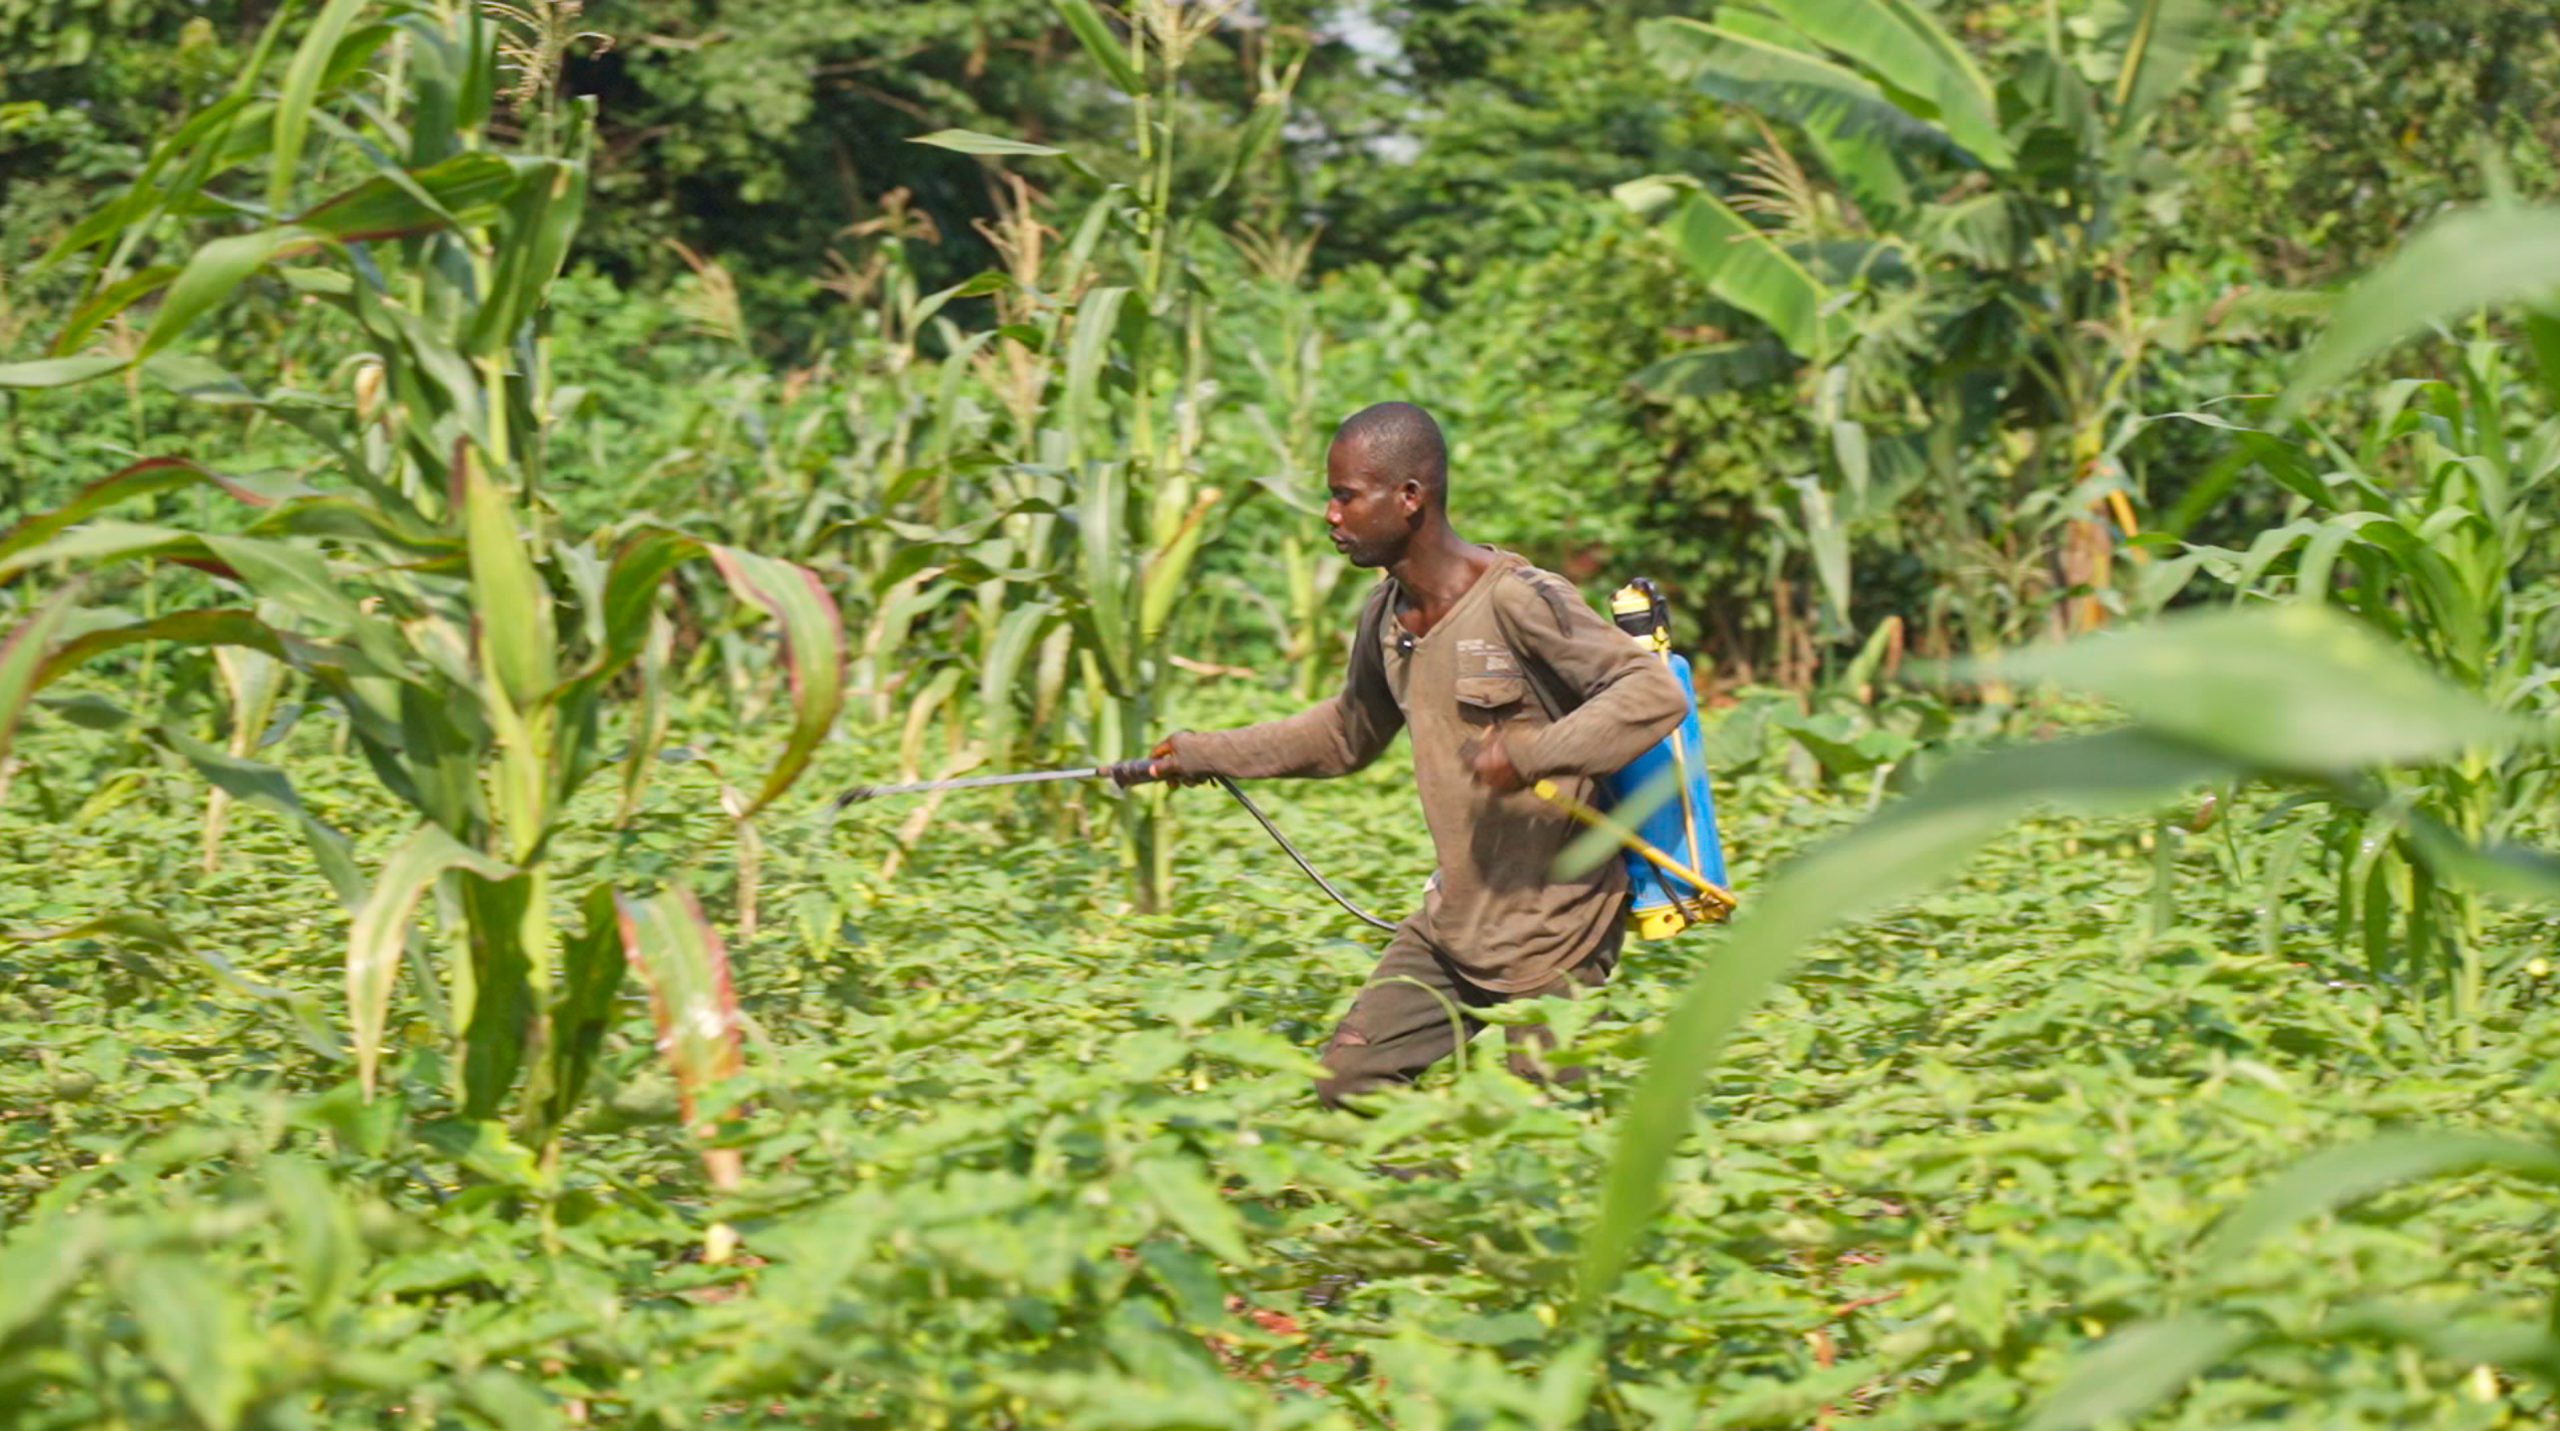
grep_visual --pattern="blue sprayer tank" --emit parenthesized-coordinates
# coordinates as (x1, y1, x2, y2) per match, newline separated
(1603, 579, 1733, 938)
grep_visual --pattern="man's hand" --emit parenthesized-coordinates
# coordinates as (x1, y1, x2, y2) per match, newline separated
(1468, 730, 1524, 793)
(1147, 736, 1212, 787)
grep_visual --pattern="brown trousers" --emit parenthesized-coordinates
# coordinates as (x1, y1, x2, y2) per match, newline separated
(1314, 921, 1619, 1108)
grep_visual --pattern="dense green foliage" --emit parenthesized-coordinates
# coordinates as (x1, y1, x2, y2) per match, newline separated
(5, 683, 2559, 1428)
(5, 0, 2560, 1427)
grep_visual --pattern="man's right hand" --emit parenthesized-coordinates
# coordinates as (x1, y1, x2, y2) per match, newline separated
(1147, 736, 1212, 787)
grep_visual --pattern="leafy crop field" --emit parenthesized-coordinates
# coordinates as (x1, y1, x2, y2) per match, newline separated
(7, 1, 2560, 1427)
(6, 680, 2555, 1429)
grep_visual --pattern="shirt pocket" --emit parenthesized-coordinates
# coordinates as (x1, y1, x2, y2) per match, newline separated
(1453, 672, 1530, 724)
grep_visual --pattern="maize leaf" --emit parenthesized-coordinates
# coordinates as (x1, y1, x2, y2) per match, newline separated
(461, 451, 558, 709)
(1078, 459, 1131, 689)
(0, 590, 82, 768)
(48, 265, 181, 357)
(0, 355, 131, 390)
(2283, 206, 2560, 416)
(203, 643, 287, 871)
(349, 824, 514, 1099)
(616, 609, 673, 824)
(456, 870, 538, 1119)
(463, 158, 587, 358)
(529, 884, 626, 1135)
(703, 544, 844, 812)
(295, 150, 520, 242)
(977, 599, 1056, 765)
(614, 887, 744, 1187)
(141, 227, 313, 362)
(270, 0, 372, 220)
(0, 458, 307, 566)
(1579, 730, 2234, 1315)
(1051, 0, 1146, 95)
(1993, 604, 2518, 774)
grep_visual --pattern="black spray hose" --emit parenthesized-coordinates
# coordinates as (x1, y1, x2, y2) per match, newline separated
(1213, 776, 1398, 933)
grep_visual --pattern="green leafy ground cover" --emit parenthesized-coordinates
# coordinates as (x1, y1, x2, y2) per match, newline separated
(5, 683, 2554, 1429)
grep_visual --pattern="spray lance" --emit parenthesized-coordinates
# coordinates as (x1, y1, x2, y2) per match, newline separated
(827, 763, 1400, 932)
(827, 577, 1738, 937)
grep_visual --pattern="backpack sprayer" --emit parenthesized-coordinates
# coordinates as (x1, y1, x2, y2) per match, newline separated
(1527, 579, 1734, 937)
(829, 578, 1735, 936)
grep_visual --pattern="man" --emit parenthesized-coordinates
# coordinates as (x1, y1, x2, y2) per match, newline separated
(1147, 402, 1688, 1106)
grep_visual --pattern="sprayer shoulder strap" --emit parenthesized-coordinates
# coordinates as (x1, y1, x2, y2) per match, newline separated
(1486, 568, 1583, 725)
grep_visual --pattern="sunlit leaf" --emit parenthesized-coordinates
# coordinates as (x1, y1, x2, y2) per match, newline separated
(1989, 605, 2522, 774)
(2281, 206, 2560, 414)
(2026, 1314, 2255, 1431)
(2205, 1133, 2560, 1259)
(348, 824, 516, 1099)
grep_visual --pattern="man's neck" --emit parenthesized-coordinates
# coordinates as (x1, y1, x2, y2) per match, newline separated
(1388, 523, 1497, 629)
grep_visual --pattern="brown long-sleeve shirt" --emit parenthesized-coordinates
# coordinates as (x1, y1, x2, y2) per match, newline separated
(1171, 552, 1687, 992)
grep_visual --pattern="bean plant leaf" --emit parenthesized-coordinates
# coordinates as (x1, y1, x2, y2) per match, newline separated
(119, 1253, 257, 1431)
(0, 1214, 103, 1347)
(2025, 1313, 2255, 1431)
(1132, 1156, 1251, 1264)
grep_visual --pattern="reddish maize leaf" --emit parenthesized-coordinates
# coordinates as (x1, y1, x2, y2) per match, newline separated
(590, 527, 844, 814)
(704, 544, 845, 813)
(614, 888, 744, 1189)
(0, 457, 309, 567)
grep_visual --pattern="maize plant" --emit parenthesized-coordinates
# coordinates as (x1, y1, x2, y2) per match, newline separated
(0, 0, 839, 1168)
(865, 0, 1303, 908)
(2174, 342, 2560, 1023)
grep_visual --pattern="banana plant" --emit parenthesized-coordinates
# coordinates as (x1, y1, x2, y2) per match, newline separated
(1619, 0, 2222, 651)
(0, 1, 838, 1165)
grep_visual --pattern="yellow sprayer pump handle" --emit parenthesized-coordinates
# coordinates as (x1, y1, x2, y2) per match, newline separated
(1530, 779, 1737, 914)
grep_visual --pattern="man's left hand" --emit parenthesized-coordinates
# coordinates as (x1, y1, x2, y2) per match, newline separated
(1470, 731, 1525, 793)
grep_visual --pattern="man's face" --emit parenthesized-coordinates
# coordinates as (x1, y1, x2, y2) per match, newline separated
(1325, 440, 1415, 569)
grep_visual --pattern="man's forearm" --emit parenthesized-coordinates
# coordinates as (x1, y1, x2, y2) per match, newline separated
(1170, 698, 1375, 780)
(1511, 660, 1686, 780)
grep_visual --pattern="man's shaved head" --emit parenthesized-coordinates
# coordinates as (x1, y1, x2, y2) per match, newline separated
(1332, 402, 1447, 504)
